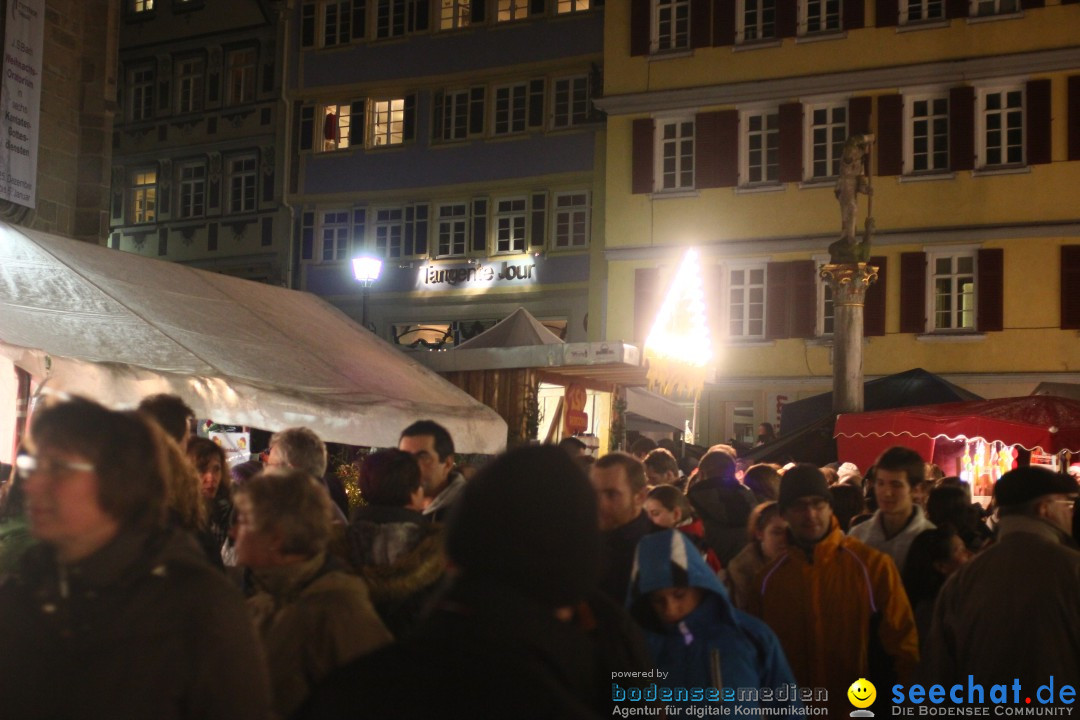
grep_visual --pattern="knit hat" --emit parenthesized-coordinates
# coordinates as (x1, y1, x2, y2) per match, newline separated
(778, 463, 832, 512)
(446, 445, 600, 607)
(993, 466, 1079, 508)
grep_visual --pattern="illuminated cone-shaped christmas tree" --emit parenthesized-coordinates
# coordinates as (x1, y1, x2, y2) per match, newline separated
(644, 248, 713, 400)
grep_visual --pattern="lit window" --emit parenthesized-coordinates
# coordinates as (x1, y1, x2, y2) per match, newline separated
(228, 156, 257, 214)
(226, 49, 257, 106)
(901, 0, 944, 23)
(494, 198, 527, 253)
(653, 0, 690, 53)
(557, 0, 590, 12)
(551, 76, 590, 129)
(176, 58, 204, 114)
(440, 0, 471, 28)
(801, 0, 841, 34)
(741, 109, 779, 185)
(738, 0, 775, 42)
(320, 104, 354, 152)
(656, 118, 695, 191)
(728, 266, 766, 339)
(437, 203, 468, 257)
(807, 103, 847, 179)
(321, 210, 351, 262)
(979, 87, 1024, 168)
(130, 170, 157, 224)
(493, 83, 528, 135)
(930, 253, 976, 331)
(132, 0, 154, 12)
(498, 0, 529, 21)
(553, 192, 589, 248)
(370, 98, 405, 146)
(906, 94, 949, 173)
(177, 163, 206, 219)
(129, 66, 155, 122)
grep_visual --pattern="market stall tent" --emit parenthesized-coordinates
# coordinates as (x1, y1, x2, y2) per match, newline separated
(0, 222, 507, 462)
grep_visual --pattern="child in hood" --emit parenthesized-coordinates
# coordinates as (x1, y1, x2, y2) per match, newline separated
(627, 530, 800, 711)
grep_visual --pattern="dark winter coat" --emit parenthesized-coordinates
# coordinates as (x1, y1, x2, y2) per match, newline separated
(687, 477, 758, 566)
(598, 510, 657, 602)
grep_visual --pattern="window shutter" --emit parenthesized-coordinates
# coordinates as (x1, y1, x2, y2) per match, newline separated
(977, 248, 1004, 332)
(1070, 76, 1080, 161)
(632, 118, 655, 194)
(352, 208, 366, 256)
(403, 93, 416, 141)
(691, 0, 711, 47)
(899, 252, 927, 334)
(949, 86, 975, 171)
(530, 192, 546, 248)
(404, 206, 415, 257)
(349, 99, 366, 146)
(469, 87, 485, 135)
(776, 0, 798, 37)
(301, 3, 316, 46)
(695, 110, 737, 189)
(352, 0, 367, 40)
(844, 0, 865, 29)
(1061, 246, 1080, 329)
(1026, 79, 1052, 166)
(635, 268, 661, 345)
(849, 96, 872, 136)
(299, 104, 315, 151)
(791, 260, 817, 339)
(864, 255, 887, 336)
(713, 0, 735, 46)
(875, 0, 898, 26)
(778, 103, 803, 183)
(412, 0, 430, 31)
(877, 95, 903, 176)
(414, 204, 429, 256)
(301, 211, 315, 260)
(471, 0, 486, 22)
(530, 0, 546, 14)
(945, 0, 968, 17)
(432, 91, 444, 142)
(527, 79, 545, 129)
(765, 262, 790, 340)
(471, 199, 488, 252)
(631, 0, 651, 56)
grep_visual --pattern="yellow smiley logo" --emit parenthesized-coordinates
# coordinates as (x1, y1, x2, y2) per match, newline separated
(847, 678, 876, 709)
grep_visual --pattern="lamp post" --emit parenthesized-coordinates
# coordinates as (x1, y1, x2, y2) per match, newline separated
(351, 256, 383, 331)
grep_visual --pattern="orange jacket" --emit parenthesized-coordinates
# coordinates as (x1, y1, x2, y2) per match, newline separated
(746, 517, 918, 714)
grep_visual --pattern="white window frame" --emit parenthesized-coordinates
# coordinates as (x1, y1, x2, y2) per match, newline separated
(976, 85, 1025, 169)
(369, 97, 406, 147)
(494, 197, 527, 254)
(376, 0, 409, 38)
(177, 162, 206, 219)
(813, 253, 835, 337)
(227, 155, 258, 214)
(926, 248, 978, 333)
(436, 202, 469, 258)
(737, 0, 776, 43)
(128, 65, 155, 122)
(320, 209, 352, 262)
(552, 191, 590, 249)
(725, 262, 767, 340)
(497, 0, 530, 22)
(900, 0, 945, 24)
(652, 0, 691, 53)
(440, 0, 471, 29)
(557, 0, 591, 13)
(175, 57, 204, 114)
(132, 0, 154, 12)
(904, 91, 950, 175)
(319, 103, 355, 152)
(323, 0, 354, 45)
(374, 207, 405, 259)
(804, 101, 847, 181)
(655, 115, 695, 192)
(130, 169, 157, 224)
(438, 89, 471, 142)
(970, 0, 1020, 17)
(740, 107, 780, 186)
(800, 0, 842, 35)
(551, 76, 590, 130)
(493, 83, 528, 136)
(226, 48, 257, 106)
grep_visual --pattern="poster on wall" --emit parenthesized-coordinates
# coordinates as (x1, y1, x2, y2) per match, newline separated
(0, 0, 44, 208)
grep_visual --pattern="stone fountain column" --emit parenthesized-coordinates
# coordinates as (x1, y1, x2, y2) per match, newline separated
(821, 263, 878, 414)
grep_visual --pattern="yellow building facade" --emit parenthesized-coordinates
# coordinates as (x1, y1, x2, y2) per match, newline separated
(599, 0, 1080, 446)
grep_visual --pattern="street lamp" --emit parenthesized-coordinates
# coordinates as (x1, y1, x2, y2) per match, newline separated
(351, 256, 383, 331)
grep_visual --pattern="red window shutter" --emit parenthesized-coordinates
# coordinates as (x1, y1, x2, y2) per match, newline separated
(791, 260, 817, 339)
(875, 0, 898, 26)
(1061, 246, 1080, 329)
(1026, 79, 1052, 165)
(877, 95, 903, 176)
(864, 255, 887, 336)
(899, 252, 927, 334)
(632, 118, 654, 194)
(696, 110, 738, 189)
(631, 0, 651, 56)
(949, 86, 975, 172)
(844, 0, 866, 29)
(765, 262, 790, 340)
(1070, 76, 1080, 161)
(977, 248, 1004, 332)
(713, 0, 736, 46)
(945, 0, 968, 17)
(849, 96, 872, 136)
(776, 0, 798, 37)
(635, 268, 661, 344)
(778, 103, 803, 183)
(691, 0, 711, 47)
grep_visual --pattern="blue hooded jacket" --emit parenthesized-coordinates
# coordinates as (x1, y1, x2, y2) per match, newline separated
(627, 530, 800, 709)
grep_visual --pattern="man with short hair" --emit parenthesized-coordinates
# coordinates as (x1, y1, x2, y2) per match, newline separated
(686, 447, 757, 565)
(642, 448, 682, 490)
(748, 464, 918, 717)
(267, 427, 346, 523)
(399, 420, 463, 523)
(925, 466, 1079, 694)
(591, 451, 656, 602)
(848, 446, 935, 571)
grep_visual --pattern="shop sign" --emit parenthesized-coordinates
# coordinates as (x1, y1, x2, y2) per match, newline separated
(563, 383, 589, 435)
(419, 260, 537, 289)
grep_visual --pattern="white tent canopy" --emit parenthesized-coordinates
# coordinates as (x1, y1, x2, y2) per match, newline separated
(0, 223, 507, 461)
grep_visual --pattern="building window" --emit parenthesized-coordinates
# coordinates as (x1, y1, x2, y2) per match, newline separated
(978, 87, 1024, 168)
(494, 198, 527, 253)
(493, 83, 528, 135)
(129, 65, 155, 121)
(436, 203, 468, 257)
(557, 0, 591, 12)
(901, 0, 944, 23)
(436, 89, 471, 141)
(498, 0, 529, 21)
(321, 210, 351, 262)
(553, 192, 589, 248)
(801, 0, 841, 34)
(130, 170, 157, 224)
(374, 208, 404, 258)
(175, 58, 204, 114)
(728, 265, 766, 339)
(656, 117, 695, 191)
(369, 98, 406, 147)
(653, 0, 690, 53)
(906, 94, 949, 174)
(324, 0, 354, 45)
(807, 103, 847, 180)
(738, 0, 775, 42)
(227, 155, 257, 214)
(320, 104, 355, 151)
(177, 163, 206, 218)
(132, 0, 154, 12)
(971, 0, 1019, 16)
(440, 0, 471, 28)
(226, 48, 257, 105)
(930, 253, 976, 331)
(551, 76, 590, 129)
(741, 109, 779, 185)
(377, 0, 409, 37)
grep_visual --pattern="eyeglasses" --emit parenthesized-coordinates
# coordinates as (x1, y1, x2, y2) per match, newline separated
(787, 498, 830, 513)
(1052, 498, 1076, 510)
(15, 454, 96, 479)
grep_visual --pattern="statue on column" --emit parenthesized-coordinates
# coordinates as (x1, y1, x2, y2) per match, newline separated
(828, 134, 875, 264)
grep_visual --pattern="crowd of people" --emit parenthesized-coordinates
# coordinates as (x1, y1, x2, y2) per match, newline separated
(0, 394, 1077, 719)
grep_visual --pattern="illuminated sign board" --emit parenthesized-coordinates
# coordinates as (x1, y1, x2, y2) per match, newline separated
(419, 260, 537, 289)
